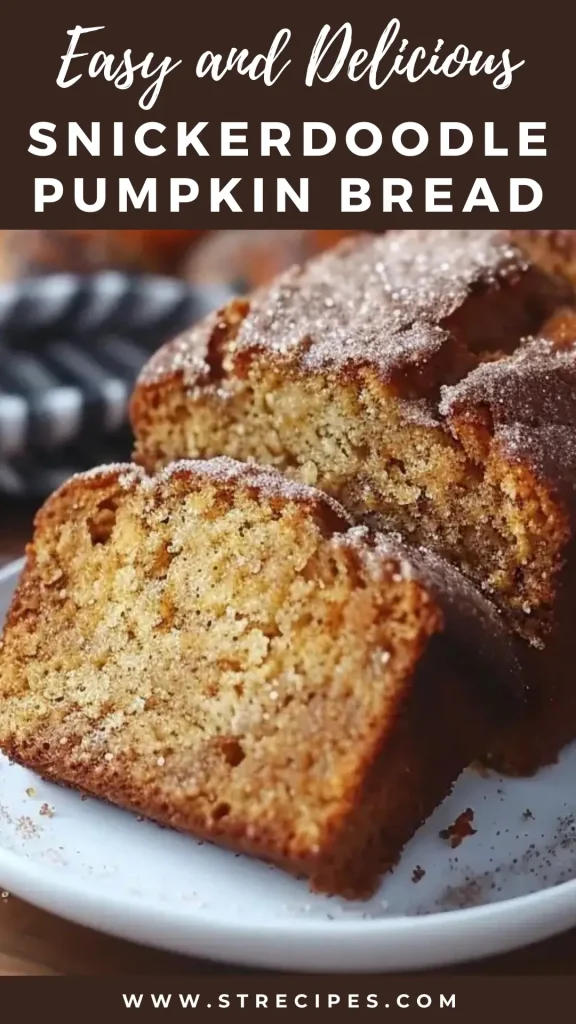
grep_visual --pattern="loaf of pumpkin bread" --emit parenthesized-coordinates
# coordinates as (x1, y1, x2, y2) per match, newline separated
(131, 229, 576, 646)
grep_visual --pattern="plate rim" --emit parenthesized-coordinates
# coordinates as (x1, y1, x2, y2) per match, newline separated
(1, 808, 576, 972)
(2, 555, 576, 971)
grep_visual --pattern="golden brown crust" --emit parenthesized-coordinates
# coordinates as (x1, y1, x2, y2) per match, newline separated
(135, 230, 573, 396)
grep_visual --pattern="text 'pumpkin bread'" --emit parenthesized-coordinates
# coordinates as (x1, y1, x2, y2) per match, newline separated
(131, 229, 576, 646)
(0, 458, 518, 897)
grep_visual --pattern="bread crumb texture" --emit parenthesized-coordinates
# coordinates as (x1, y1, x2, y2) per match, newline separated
(0, 457, 490, 897)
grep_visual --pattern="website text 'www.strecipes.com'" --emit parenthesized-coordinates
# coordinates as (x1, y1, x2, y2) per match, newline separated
(122, 991, 456, 1010)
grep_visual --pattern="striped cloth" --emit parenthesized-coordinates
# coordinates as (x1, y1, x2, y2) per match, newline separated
(0, 272, 232, 497)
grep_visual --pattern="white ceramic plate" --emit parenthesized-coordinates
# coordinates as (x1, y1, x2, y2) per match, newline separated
(1, 558, 576, 972)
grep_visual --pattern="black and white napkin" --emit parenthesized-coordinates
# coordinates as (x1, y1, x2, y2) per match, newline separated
(0, 272, 233, 496)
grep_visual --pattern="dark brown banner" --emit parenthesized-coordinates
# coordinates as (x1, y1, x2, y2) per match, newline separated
(0, 0, 574, 227)
(0, 974, 573, 1020)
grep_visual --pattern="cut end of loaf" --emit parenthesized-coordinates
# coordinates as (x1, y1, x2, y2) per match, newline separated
(0, 457, 505, 897)
(130, 231, 576, 645)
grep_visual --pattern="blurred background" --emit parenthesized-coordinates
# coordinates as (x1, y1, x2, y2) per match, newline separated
(0, 229, 359, 563)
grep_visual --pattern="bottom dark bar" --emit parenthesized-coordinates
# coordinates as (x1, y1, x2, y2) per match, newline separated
(0, 975, 571, 1020)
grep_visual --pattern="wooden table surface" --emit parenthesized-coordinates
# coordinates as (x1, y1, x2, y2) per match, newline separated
(0, 498, 573, 976)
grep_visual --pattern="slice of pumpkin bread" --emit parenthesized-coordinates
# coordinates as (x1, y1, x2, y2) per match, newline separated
(0, 458, 517, 897)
